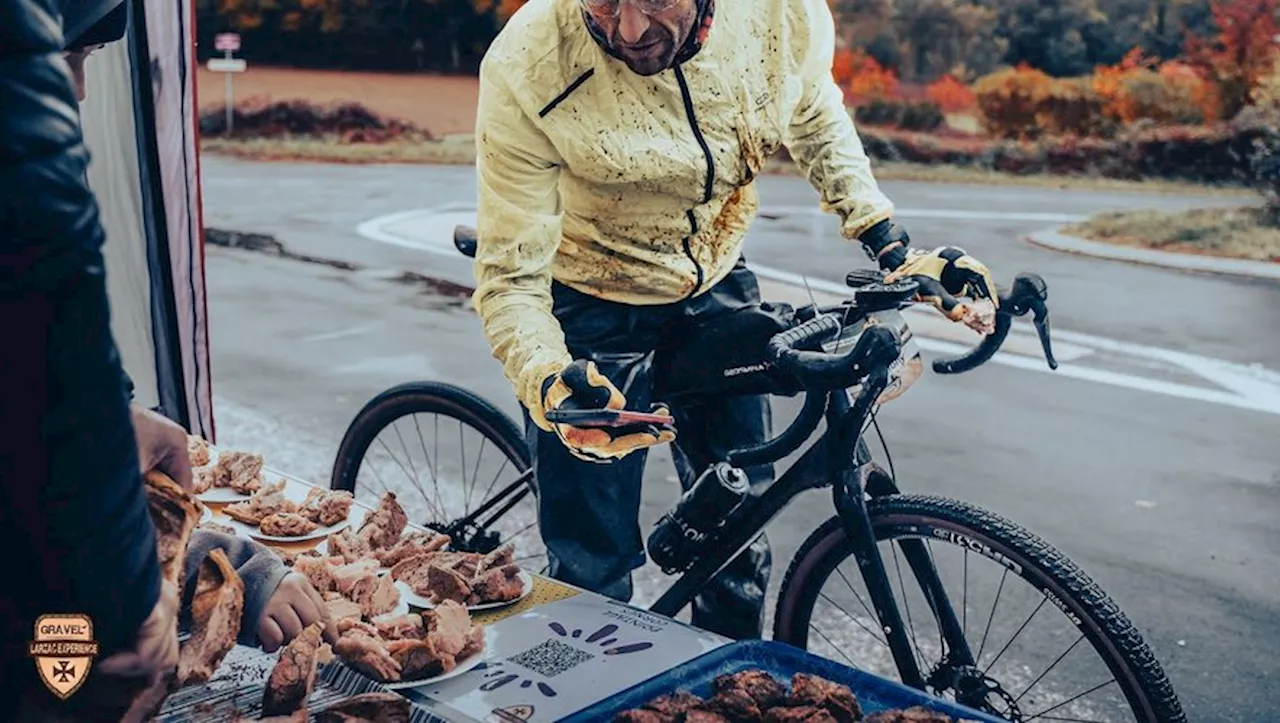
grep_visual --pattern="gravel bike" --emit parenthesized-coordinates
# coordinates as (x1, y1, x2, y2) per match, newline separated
(330, 226, 1186, 723)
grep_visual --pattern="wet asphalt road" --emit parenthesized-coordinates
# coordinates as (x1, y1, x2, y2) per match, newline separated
(199, 156, 1279, 720)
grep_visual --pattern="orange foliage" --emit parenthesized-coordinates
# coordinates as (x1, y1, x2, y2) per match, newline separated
(846, 50, 899, 102)
(1092, 48, 1218, 125)
(926, 74, 976, 112)
(832, 48, 857, 87)
(1185, 0, 1279, 118)
(972, 64, 1056, 138)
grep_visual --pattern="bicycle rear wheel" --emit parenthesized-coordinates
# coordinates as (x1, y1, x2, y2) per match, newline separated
(774, 495, 1185, 723)
(330, 381, 545, 571)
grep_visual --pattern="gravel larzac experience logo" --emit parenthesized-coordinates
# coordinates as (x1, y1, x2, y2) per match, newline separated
(29, 614, 100, 700)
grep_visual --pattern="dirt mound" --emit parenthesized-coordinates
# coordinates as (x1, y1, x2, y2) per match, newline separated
(199, 99, 430, 143)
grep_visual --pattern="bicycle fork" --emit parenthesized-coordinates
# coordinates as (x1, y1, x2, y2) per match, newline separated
(835, 463, 982, 693)
(833, 464, 928, 689)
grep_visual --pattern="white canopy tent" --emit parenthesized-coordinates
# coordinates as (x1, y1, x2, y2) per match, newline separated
(79, 0, 216, 441)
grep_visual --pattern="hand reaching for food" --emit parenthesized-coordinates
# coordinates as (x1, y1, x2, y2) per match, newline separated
(260, 572, 337, 653)
(132, 404, 194, 491)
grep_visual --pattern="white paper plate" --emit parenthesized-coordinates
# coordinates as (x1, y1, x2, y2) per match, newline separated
(387, 595, 410, 618)
(225, 506, 362, 544)
(379, 644, 487, 690)
(196, 484, 251, 504)
(393, 571, 533, 612)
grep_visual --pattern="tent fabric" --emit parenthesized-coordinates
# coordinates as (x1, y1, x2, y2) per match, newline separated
(81, 0, 215, 440)
(142, 0, 215, 441)
(83, 38, 161, 411)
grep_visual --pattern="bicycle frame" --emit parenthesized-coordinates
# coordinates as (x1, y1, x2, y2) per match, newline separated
(645, 368, 978, 693)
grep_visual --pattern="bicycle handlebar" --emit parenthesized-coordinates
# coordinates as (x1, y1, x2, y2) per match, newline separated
(451, 222, 1058, 385)
(929, 272, 1058, 374)
(766, 314, 904, 390)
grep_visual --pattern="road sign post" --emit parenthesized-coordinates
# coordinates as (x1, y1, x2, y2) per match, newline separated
(210, 33, 245, 135)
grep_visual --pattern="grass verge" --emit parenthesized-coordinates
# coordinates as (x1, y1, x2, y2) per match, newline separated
(1063, 206, 1280, 262)
(199, 135, 1253, 197)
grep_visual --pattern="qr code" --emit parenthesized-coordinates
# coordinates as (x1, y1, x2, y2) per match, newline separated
(507, 638, 595, 678)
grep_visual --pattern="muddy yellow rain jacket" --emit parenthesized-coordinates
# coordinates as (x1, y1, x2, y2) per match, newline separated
(472, 0, 895, 413)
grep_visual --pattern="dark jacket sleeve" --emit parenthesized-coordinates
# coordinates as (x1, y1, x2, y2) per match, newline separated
(180, 531, 291, 647)
(0, 0, 161, 658)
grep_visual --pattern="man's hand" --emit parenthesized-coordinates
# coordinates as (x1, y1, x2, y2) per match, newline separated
(131, 404, 193, 491)
(98, 580, 180, 685)
(258, 572, 336, 653)
(884, 246, 999, 333)
(535, 360, 676, 464)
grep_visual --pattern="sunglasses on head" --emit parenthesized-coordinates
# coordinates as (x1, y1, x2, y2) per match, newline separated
(581, 0, 679, 18)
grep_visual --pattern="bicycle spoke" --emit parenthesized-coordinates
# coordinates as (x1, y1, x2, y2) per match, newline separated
(809, 623, 860, 668)
(506, 520, 538, 541)
(1025, 677, 1118, 721)
(975, 567, 1008, 666)
(983, 596, 1048, 676)
(962, 548, 969, 642)
(465, 435, 487, 511)
(890, 543, 929, 675)
(432, 415, 444, 520)
(390, 420, 420, 488)
(410, 414, 446, 518)
(374, 436, 445, 520)
(817, 590, 889, 647)
(1014, 633, 1086, 705)
(834, 565, 880, 632)
(362, 455, 394, 497)
(920, 540, 949, 662)
(476, 456, 513, 511)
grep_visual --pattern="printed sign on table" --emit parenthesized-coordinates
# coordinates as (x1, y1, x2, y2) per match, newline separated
(405, 595, 729, 723)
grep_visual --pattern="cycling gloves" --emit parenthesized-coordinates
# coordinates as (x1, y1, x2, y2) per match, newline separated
(858, 219, 911, 271)
(534, 360, 676, 464)
(884, 246, 1000, 321)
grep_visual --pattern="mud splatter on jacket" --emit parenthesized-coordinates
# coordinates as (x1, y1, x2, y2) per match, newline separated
(472, 0, 895, 413)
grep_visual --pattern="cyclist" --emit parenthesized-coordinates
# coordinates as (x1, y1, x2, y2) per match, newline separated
(471, 0, 999, 639)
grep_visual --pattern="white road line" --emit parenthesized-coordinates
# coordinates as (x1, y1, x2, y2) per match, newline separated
(757, 206, 1087, 224)
(303, 322, 385, 343)
(354, 206, 1280, 418)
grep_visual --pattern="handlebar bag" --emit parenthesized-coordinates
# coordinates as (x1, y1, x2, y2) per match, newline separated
(652, 301, 808, 400)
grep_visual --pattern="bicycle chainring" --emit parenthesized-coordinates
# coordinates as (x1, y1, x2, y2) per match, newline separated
(928, 662, 1023, 721)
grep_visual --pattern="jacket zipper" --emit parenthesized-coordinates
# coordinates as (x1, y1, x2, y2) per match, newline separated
(674, 64, 714, 300)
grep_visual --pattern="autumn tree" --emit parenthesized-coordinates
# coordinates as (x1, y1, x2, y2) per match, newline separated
(1185, 0, 1279, 118)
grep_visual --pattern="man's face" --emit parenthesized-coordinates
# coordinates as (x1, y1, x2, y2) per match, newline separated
(584, 0, 698, 76)
(63, 45, 104, 101)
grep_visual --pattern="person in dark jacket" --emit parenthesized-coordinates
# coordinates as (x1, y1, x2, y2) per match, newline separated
(1, 0, 187, 715)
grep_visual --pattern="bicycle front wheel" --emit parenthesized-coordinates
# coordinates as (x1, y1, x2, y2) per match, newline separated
(774, 495, 1185, 723)
(330, 381, 545, 571)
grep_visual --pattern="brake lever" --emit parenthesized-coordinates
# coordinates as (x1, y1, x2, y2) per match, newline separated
(1004, 273, 1057, 371)
(1030, 300, 1058, 370)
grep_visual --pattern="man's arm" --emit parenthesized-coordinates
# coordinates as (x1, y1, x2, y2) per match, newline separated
(0, 0, 161, 657)
(781, 0, 896, 242)
(472, 60, 574, 415)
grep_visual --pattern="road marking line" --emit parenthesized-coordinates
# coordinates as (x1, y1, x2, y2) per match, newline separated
(757, 206, 1087, 223)
(354, 206, 1280, 418)
(303, 322, 385, 343)
(915, 338, 1280, 416)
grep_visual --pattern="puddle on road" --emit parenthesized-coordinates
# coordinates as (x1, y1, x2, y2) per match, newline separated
(207, 226, 471, 310)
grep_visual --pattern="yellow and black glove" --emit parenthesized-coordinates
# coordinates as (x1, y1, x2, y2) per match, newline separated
(883, 246, 999, 322)
(533, 360, 676, 464)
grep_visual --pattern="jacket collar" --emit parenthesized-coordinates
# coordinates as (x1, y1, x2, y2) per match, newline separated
(582, 0, 716, 68)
